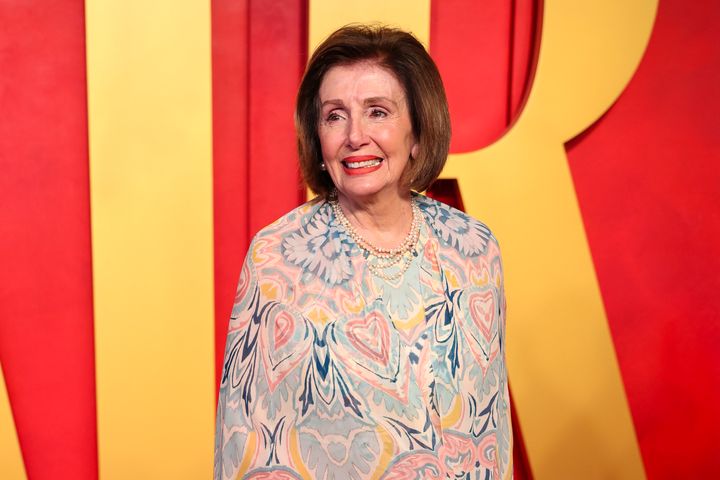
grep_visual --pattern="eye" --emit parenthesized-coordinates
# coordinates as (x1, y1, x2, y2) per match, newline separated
(325, 111, 344, 122)
(369, 108, 388, 118)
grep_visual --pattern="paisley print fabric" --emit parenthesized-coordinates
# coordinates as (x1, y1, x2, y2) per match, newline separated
(215, 194, 512, 479)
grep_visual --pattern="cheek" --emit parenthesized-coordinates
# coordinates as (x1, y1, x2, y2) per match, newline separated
(377, 123, 411, 147)
(318, 129, 341, 160)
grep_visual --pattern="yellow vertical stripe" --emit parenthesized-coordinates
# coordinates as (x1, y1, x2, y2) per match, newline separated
(0, 365, 26, 480)
(309, 0, 431, 50)
(85, 1, 214, 478)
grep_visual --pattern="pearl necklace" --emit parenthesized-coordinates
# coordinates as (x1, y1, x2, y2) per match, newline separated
(330, 197, 421, 281)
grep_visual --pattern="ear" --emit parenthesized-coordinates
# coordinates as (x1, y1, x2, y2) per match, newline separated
(411, 142, 419, 160)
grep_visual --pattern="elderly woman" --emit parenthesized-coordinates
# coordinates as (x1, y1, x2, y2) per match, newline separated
(215, 25, 512, 479)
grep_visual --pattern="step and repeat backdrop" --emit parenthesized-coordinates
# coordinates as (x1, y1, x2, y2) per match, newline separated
(1, 0, 718, 479)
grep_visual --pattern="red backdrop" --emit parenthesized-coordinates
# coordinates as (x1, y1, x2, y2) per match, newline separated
(566, 0, 720, 476)
(0, 2, 97, 478)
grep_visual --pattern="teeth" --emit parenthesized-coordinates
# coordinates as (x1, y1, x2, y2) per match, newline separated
(345, 159, 381, 169)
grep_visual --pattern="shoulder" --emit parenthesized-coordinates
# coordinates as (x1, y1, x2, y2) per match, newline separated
(416, 193, 499, 258)
(248, 198, 355, 287)
(252, 198, 327, 243)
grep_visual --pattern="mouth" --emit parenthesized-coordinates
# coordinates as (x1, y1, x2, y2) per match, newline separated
(341, 155, 383, 174)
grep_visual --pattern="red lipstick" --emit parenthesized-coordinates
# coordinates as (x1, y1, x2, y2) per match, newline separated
(341, 155, 383, 176)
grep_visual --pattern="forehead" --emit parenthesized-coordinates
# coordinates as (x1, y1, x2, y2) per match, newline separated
(318, 62, 407, 101)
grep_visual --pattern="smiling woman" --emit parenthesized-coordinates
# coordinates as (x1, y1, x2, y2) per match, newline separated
(214, 24, 513, 480)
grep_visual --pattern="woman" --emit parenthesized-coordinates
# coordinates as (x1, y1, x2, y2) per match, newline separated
(215, 25, 512, 479)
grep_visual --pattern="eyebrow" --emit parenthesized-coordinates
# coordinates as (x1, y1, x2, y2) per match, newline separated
(320, 99, 344, 109)
(320, 96, 399, 109)
(363, 96, 398, 107)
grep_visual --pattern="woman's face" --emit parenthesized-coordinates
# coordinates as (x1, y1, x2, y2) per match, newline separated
(317, 62, 418, 204)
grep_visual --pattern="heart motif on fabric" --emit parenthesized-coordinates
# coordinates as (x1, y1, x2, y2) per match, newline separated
(262, 306, 310, 392)
(345, 311, 391, 366)
(468, 290, 496, 342)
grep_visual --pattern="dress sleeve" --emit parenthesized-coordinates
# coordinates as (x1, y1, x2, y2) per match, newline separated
(214, 242, 262, 480)
(493, 236, 514, 480)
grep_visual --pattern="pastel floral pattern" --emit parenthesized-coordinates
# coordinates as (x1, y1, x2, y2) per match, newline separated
(215, 195, 512, 480)
(416, 195, 491, 257)
(280, 206, 355, 286)
(298, 411, 380, 480)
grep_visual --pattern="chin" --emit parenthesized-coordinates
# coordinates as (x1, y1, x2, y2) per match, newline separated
(338, 184, 388, 201)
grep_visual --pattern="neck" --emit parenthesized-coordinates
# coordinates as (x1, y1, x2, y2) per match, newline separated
(336, 190, 414, 249)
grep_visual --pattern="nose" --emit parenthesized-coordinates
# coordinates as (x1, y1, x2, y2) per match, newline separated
(346, 115, 369, 149)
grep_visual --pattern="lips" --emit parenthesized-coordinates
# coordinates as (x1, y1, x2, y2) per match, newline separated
(341, 155, 383, 175)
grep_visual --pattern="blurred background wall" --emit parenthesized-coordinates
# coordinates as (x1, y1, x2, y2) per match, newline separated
(1, 0, 718, 478)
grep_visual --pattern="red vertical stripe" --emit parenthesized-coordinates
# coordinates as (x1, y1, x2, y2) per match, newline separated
(430, 0, 538, 153)
(212, 0, 307, 389)
(509, 0, 541, 118)
(247, 0, 307, 235)
(212, 0, 251, 393)
(567, 0, 720, 476)
(0, 1, 98, 478)
(430, 0, 510, 152)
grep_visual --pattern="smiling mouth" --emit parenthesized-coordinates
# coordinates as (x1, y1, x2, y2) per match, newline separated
(342, 156, 383, 169)
(343, 159, 382, 169)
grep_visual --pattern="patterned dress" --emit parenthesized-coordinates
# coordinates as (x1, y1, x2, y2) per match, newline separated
(214, 194, 512, 479)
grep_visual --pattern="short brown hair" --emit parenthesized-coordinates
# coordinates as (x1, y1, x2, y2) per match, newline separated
(296, 24, 451, 199)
